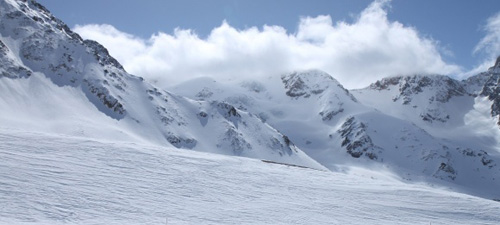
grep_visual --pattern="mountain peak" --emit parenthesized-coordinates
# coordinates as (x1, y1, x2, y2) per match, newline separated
(281, 69, 357, 102)
(367, 74, 467, 105)
(10, 0, 83, 42)
(489, 56, 500, 73)
(84, 40, 125, 71)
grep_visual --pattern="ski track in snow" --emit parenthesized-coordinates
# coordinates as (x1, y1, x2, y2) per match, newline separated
(0, 129, 499, 225)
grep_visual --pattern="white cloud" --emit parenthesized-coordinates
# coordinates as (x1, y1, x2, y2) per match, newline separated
(74, 0, 459, 89)
(467, 12, 500, 76)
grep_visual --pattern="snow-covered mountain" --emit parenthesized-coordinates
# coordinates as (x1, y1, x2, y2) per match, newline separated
(172, 68, 500, 199)
(352, 61, 500, 152)
(349, 63, 500, 198)
(171, 70, 368, 167)
(0, 0, 323, 169)
(1, 0, 500, 202)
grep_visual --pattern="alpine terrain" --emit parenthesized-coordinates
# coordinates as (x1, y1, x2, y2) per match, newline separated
(0, 0, 499, 224)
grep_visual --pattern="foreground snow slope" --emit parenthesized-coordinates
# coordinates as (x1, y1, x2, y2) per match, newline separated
(1, 129, 499, 225)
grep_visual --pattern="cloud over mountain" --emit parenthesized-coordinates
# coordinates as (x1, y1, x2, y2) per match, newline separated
(74, 0, 459, 89)
(470, 12, 500, 74)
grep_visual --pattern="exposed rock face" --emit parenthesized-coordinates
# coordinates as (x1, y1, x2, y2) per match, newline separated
(460, 149, 496, 168)
(493, 56, 500, 71)
(0, 40, 7, 55)
(216, 102, 241, 120)
(461, 56, 500, 125)
(0, 39, 32, 78)
(281, 70, 357, 102)
(281, 70, 359, 123)
(282, 74, 318, 98)
(167, 135, 197, 149)
(195, 87, 214, 100)
(476, 57, 500, 124)
(217, 126, 252, 156)
(82, 79, 126, 119)
(358, 74, 475, 124)
(480, 76, 500, 119)
(370, 75, 468, 105)
(319, 106, 344, 121)
(337, 117, 380, 160)
(84, 40, 124, 71)
(435, 162, 457, 181)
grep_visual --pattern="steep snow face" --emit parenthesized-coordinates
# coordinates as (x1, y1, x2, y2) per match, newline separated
(354, 58, 500, 133)
(351, 74, 499, 147)
(0, 0, 323, 169)
(352, 75, 471, 128)
(334, 112, 500, 199)
(351, 59, 500, 151)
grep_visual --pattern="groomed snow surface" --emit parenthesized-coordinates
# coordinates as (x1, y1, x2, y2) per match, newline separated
(1, 128, 499, 225)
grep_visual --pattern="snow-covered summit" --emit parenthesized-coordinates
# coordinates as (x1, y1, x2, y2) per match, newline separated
(281, 69, 357, 101)
(353, 74, 473, 129)
(367, 74, 468, 105)
(490, 56, 500, 73)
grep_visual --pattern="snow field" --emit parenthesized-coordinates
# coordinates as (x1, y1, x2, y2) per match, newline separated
(0, 129, 499, 225)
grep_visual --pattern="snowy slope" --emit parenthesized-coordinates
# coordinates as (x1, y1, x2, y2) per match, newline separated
(1, 129, 499, 225)
(351, 66, 500, 153)
(335, 112, 500, 198)
(352, 75, 471, 128)
(171, 70, 368, 167)
(353, 74, 489, 140)
(1, 0, 500, 206)
(171, 69, 500, 199)
(347, 71, 500, 198)
(0, 0, 322, 169)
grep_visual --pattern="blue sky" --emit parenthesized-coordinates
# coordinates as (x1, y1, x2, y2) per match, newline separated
(37, 0, 500, 88)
